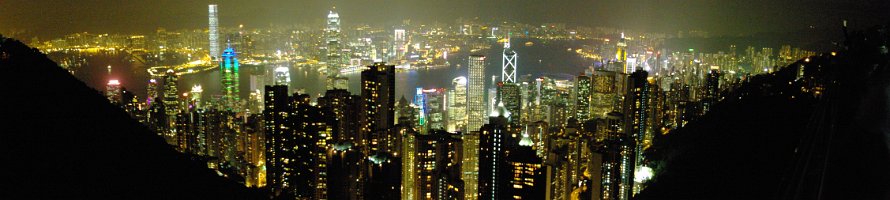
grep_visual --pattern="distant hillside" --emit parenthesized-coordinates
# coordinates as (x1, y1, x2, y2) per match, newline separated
(663, 27, 843, 53)
(638, 25, 890, 199)
(0, 36, 263, 198)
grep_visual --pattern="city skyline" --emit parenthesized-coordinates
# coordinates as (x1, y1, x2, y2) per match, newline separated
(2, 1, 889, 200)
(3, 0, 890, 40)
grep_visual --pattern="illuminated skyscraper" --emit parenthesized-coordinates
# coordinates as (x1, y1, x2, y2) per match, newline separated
(361, 62, 396, 154)
(415, 88, 426, 129)
(496, 82, 521, 122)
(478, 116, 508, 200)
(106, 79, 121, 105)
(419, 88, 447, 132)
(263, 85, 290, 196)
(190, 85, 203, 109)
(502, 37, 517, 83)
(464, 55, 486, 200)
(317, 89, 361, 144)
(616, 33, 629, 74)
(574, 74, 592, 121)
(162, 70, 180, 146)
(507, 134, 545, 200)
(621, 69, 650, 199)
(591, 70, 618, 118)
(162, 70, 179, 115)
(146, 79, 159, 107)
(401, 128, 418, 200)
(404, 130, 464, 200)
(448, 76, 468, 132)
(220, 47, 240, 110)
(292, 93, 331, 199)
(325, 8, 347, 90)
(599, 112, 631, 200)
(393, 28, 407, 61)
(208, 4, 220, 61)
(273, 66, 290, 86)
(468, 55, 486, 131)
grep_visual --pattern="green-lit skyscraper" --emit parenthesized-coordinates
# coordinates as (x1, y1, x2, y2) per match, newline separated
(220, 47, 239, 110)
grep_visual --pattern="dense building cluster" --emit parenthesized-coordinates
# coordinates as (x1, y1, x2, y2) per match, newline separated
(56, 4, 828, 200)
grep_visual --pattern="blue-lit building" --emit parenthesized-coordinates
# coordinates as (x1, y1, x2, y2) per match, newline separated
(220, 47, 240, 110)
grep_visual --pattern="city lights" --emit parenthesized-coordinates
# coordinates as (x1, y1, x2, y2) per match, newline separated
(4, 1, 886, 199)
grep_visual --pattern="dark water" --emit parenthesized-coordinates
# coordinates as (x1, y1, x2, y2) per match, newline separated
(70, 38, 594, 101)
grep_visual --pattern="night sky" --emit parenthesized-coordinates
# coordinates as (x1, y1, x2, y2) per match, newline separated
(1, 0, 889, 38)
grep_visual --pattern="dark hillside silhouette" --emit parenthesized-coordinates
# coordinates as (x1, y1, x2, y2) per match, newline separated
(0, 36, 263, 198)
(638, 25, 890, 200)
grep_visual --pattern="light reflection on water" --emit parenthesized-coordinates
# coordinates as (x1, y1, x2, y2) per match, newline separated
(70, 38, 592, 101)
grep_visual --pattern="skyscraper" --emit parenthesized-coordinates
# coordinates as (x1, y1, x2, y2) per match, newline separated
(502, 37, 517, 83)
(393, 28, 407, 62)
(478, 116, 508, 200)
(616, 33, 629, 74)
(325, 8, 347, 90)
(465, 55, 486, 200)
(419, 88, 447, 132)
(147, 79, 159, 107)
(208, 4, 220, 61)
(468, 55, 486, 131)
(496, 82, 521, 122)
(404, 130, 464, 200)
(703, 68, 721, 113)
(162, 70, 180, 148)
(361, 62, 396, 154)
(507, 134, 545, 200)
(292, 93, 329, 199)
(220, 47, 240, 110)
(106, 79, 121, 105)
(263, 85, 290, 196)
(621, 69, 650, 199)
(273, 66, 290, 86)
(190, 85, 203, 110)
(574, 74, 592, 121)
(448, 77, 468, 133)
(317, 89, 361, 144)
(591, 70, 618, 118)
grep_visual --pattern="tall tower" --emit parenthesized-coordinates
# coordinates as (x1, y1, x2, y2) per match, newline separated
(360, 62, 396, 153)
(106, 79, 122, 105)
(449, 76, 468, 132)
(162, 70, 180, 146)
(393, 28, 407, 61)
(502, 36, 517, 83)
(464, 55, 486, 200)
(190, 85, 203, 110)
(146, 79, 159, 106)
(263, 85, 291, 196)
(703, 68, 721, 113)
(468, 55, 486, 131)
(208, 4, 220, 61)
(621, 69, 650, 199)
(574, 74, 592, 121)
(616, 33, 629, 74)
(478, 116, 508, 200)
(220, 47, 240, 110)
(325, 8, 347, 90)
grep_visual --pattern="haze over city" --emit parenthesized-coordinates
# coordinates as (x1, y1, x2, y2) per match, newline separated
(3, 0, 890, 39)
(1, 1, 889, 199)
